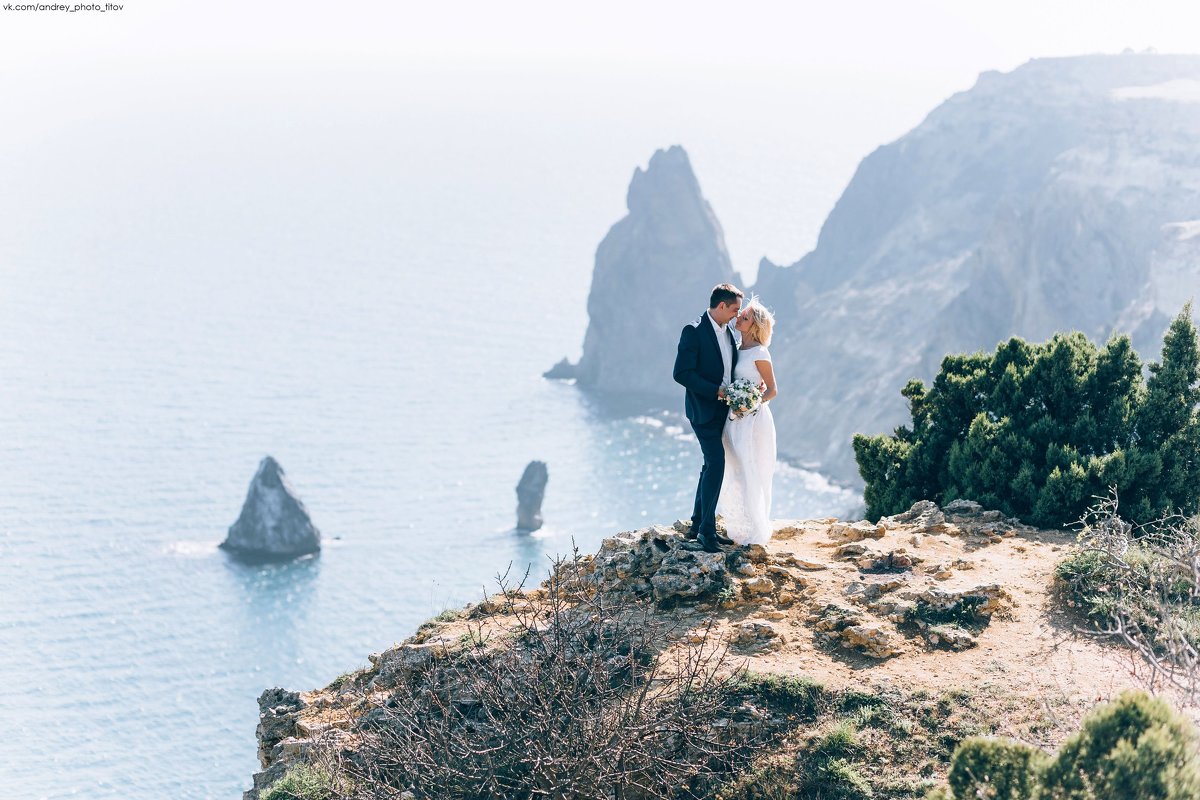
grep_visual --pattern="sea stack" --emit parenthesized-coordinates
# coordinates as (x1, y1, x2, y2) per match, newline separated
(220, 456, 321, 561)
(567, 145, 740, 400)
(516, 461, 548, 532)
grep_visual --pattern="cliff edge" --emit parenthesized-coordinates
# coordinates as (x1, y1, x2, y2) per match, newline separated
(243, 501, 1173, 798)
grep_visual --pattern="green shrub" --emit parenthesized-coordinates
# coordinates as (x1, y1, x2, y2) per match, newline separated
(948, 737, 1046, 800)
(936, 691, 1200, 800)
(262, 763, 334, 800)
(727, 672, 829, 719)
(853, 306, 1200, 528)
(814, 721, 862, 759)
(819, 757, 875, 799)
(1040, 691, 1200, 799)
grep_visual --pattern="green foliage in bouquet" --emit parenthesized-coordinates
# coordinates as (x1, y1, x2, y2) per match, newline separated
(854, 306, 1200, 527)
(931, 691, 1200, 800)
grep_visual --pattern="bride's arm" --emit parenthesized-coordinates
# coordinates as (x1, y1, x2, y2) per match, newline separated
(757, 360, 777, 403)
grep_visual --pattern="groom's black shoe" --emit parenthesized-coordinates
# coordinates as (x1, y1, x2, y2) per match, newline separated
(696, 531, 723, 553)
(685, 526, 733, 546)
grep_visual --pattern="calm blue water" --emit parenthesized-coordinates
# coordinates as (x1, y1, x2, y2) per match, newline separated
(0, 64, 875, 799)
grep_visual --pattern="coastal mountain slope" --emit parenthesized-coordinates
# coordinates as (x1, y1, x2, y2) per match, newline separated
(766, 53, 1200, 481)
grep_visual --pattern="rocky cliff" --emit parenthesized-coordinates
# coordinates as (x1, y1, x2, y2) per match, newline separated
(767, 53, 1200, 481)
(242, 503, 1167, 798)
(570, 145, 741, 402)
(567, 54, 1200, 482)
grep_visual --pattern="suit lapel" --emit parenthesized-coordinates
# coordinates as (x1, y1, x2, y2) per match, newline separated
(701, 310, 720, 356)
(703, 310, 738, 382)
(730, 329, 739, 375)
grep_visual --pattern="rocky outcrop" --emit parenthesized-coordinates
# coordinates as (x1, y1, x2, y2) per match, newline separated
(564, 145, 741, 400)
(242, 688, 307, 799)
(221, 456, 320, 561)
(515, 461, 548, 531)
(541, 358, 576, 380)
(241, 501, 1097, 798)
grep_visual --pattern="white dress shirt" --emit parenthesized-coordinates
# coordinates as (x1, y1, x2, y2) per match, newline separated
(707, 310, 733, 387)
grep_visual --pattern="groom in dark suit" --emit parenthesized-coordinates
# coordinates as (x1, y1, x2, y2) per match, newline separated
(673, 283, 743, 553)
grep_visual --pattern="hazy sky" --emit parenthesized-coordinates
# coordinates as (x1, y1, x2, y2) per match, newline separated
(3, 0, 1199, 276)
(2, 0, 1196, 73)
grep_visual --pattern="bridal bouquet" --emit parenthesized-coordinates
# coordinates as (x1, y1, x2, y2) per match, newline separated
(722, 378, 764, 420)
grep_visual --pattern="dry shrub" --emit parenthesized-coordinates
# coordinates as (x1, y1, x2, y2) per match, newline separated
(1056, 490, 1200, 697)
(317, 551, 765, 799)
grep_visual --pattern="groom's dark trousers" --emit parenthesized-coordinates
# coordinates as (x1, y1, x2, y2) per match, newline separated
(673, 312, 738, 540)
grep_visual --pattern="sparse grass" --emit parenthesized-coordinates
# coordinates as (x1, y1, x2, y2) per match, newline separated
(718, 584, 741, 604)
(726, 672, 830, 720)
(818, 757, 874, 798)
(813, 721, 861, 759)
(838, 688, 888, 713)
(326, 668, 364, 691)
(715, 679, 1013, 800)
(431, 607, 463, 623)
(456, 629, 487, 649)
(262, 763, 334, 800)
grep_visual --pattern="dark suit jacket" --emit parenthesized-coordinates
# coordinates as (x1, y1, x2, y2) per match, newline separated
(673, 311, 738, 434)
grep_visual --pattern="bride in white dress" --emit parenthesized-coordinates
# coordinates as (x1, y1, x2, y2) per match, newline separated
(718, 298, 778, 546)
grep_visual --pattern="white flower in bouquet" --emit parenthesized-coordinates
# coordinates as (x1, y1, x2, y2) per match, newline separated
(722, 378, 764, 420)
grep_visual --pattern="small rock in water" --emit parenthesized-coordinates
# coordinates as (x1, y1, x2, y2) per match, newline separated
(516, 461, 549, 531)
(542, 358, 577, 380)
(220, 456, 321, 561)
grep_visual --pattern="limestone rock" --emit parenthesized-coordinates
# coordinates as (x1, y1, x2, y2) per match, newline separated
(728, 620, 784, 652)
(841, 624, 901, 659)
(857, 549, 918, 572)
(836, 542, 869, 559)
(574, 525, 729, 604)
(253, 687, 305, 771)
(844, 576, 908, 606)
(745, 544, 770, 564)
(829, 519, 885, 541)
(515, 460, 549, 531)
(650, 548, 727, 603)
(903, 584, 1011, 621)
(571, 145, 741, 400)
(926, 625, 978, 651)
(812, 604, 864, 635)
(741, 575, 776, 596)
(779, 554, 826, 570)
(221, 456, 320, 561)
(881, 501, 947, 535)
(944, 499, 984, 517)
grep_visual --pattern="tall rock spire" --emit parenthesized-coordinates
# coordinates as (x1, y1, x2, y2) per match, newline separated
(572, 145, 740, 399)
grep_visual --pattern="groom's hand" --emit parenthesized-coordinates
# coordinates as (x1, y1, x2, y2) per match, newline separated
(717, 387, 726, 400)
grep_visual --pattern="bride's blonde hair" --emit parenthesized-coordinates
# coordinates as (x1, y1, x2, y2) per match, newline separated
(744, 298, 775, 346)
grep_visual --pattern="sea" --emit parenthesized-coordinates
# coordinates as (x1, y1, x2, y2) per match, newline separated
(0, 60, 946, 798)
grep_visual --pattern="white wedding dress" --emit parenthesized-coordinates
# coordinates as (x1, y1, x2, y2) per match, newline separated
(718, 345, 776, 546)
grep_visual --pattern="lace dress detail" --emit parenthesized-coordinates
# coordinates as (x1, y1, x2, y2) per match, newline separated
(718, 345, 776, 545)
